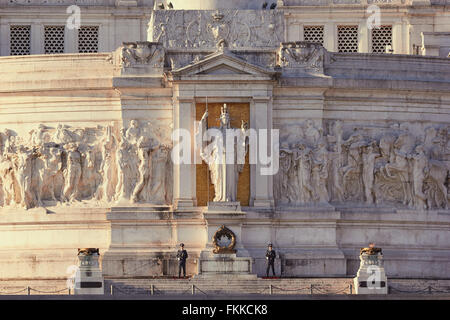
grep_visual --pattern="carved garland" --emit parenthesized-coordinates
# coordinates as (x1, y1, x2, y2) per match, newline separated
(212, 225, 236, 254)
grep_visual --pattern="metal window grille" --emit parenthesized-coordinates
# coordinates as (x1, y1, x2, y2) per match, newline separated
(371, 25, 393, 53)
(337, 25, 358, 53)
(44, 26, 65, 54)
(78, 26, 99, 53)
(10, 25, 31, 55)
(303, 26, 324, 45)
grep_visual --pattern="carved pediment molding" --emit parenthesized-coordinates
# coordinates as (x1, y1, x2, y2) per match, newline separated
(167, 50, 279, 81)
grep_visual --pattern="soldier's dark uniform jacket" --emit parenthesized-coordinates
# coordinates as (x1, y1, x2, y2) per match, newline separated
(177, 249, 188, 262)
(266, 250, 276, 262)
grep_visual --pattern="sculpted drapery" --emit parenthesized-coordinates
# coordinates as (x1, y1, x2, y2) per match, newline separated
(197, 104, 249, 203)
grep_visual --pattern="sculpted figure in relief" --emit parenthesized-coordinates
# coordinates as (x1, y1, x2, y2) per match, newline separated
(40, 147, 63, 203)
(294, 143, 313, 204)
(311, 140, 329, 203)
(276, 143, 293, 203)
(150, 143, 171, 204)
(98, 127, 116, 203)
(410, 145, 429, 210)
(362, 141, 381, 205)
(275, 120, 448, 210)
(132, 137, 152, 203)
(15, 146, 35, 208)
(62, 143, 82, 203)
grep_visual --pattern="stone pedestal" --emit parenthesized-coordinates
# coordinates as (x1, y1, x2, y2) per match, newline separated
(353, 251, 388, 294)
(197, 254, 257, 279)
(196, 203, 256, 279)
(74, 249, 104, 295)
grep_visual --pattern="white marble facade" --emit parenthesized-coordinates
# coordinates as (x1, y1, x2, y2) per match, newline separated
(0, 1, 449, 281)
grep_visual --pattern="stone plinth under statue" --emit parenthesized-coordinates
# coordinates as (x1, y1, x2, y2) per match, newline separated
(353, 247, 388, 294)
(74, 248, 104, 295)
(196, 225, 257, 279)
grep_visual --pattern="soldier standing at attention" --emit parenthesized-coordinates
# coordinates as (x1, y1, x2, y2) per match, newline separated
(176, 243, 188, 278)
(266, 243, 276, 277)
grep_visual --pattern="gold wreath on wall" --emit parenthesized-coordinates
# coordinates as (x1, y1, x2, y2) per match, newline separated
(212, 225, 237, 254)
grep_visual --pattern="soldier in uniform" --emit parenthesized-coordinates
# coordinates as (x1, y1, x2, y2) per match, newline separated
(266, 243, 276, 277)
(176, 243, 188, 278)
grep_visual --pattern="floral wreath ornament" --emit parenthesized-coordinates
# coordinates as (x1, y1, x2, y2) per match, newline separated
(212, 225, 236, 254)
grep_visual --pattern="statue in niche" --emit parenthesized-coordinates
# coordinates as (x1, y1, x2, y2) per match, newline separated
(197, 104, 249, 203)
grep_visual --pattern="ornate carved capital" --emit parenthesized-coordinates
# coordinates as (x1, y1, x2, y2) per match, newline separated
(116, 42, 165, 74)
(277, 41, 325, 74)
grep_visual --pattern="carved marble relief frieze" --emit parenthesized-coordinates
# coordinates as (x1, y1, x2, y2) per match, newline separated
(274, 120, 450, 210)
(151, 9, 284, 49)
(0, 121, 173, 209)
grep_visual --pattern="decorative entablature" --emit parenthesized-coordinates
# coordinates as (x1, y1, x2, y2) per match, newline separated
(3, 0, 112, 5)
(150, 9, 284, 50)
(166, 49, 280, 83)
(112, 40, 327, 80)
(282, 0, 410, 6)
(1, 0, 154, 5)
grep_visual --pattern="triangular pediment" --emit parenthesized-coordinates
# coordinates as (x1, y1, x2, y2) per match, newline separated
(168, 50, 278, 81)
(196, 64, 248, 75)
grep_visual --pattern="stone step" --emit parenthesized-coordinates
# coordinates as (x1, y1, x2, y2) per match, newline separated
(1, 278, 449, 296)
